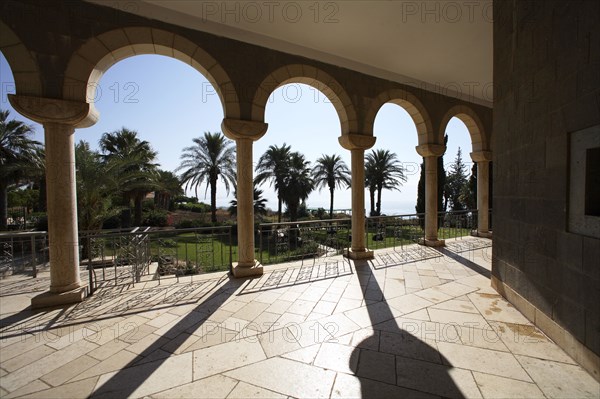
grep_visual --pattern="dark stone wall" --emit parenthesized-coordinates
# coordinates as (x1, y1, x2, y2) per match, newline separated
(493, 0, 600, 356)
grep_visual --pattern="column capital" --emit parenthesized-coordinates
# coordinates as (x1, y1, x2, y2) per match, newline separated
(8, 94, 98, 128)
(221, 118, 268, 141)
(470, 150, 493, 162)
(416, 144, 445, 157)
(338, 134, 376, 151)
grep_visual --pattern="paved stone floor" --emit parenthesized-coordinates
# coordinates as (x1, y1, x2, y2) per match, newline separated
(0, 237, 598, 398)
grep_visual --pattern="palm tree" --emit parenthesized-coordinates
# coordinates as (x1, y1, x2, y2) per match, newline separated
(154, 170, 183, 210)
(281, 152, 314, 222)
(255, 143, 292, 223)
(312, 154, 351, 219)
(365, 149, 407, 216)
(228, 188, 268, 218)
(99, 128, 159, 227)
(177, 132, 236, 223)
(0, 110, 42, 230)
(76, 141, 121, 231)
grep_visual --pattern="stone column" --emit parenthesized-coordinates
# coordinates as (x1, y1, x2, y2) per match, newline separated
(416, 143, 446, 247)
(9, 95, 98, 308)
(222, 118, 267, 277)
(471, 151, 493, 238)
(339, 134, 376, 260)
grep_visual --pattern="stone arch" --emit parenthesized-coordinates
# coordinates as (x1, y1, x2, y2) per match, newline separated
(0, 20, 43, 97)
(364, 88, 434, 144)
(440, 105, 488, 152)
(251, 64, 358, 136)
(62, 27, 240, 119)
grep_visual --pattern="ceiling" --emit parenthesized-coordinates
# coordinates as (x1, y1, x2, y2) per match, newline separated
(87, 0, 493, 107)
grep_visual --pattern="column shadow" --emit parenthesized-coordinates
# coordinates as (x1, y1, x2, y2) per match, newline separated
(349, 259, 467, 398)
(90, 274, 241, 398)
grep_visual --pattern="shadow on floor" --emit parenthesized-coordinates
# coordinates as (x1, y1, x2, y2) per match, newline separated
(350, 259, 466, 398)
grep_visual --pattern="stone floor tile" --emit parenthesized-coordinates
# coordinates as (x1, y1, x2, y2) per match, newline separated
(40, 354, 99, 387)
(265, 299, 293, 315)
(356, 348, 396, 384)
(314, 342, 357, 374)
(286, 299, 317, 317)
(21, 376, 99, 399)
(3, 379, 50, 399)
(73, 349, 141, 381)
(437, 341, 532, 382)
(193, 340, 266, 380)
(333, 298, 362, 313)
(220, 299, 248, 313)
(311, 313, 362, 341)
(402, 308, 431, 321)
(432, 298, 480, 314)
(432, 281, 478, 298)
(146, 312, 180, 328)
(1, 337, 99, 392)
(387, 293, 433, 315)
(87, 338, 130, 361)
(151, 374, 238, 398)
(258, 327, 301, 358)
(0, 334, 49, 362)
(428, 308, 490, 330)
(345, 301, 397, 328)
(350, 328, 379, 351)
(232, 302, 269, 328)
(93, 352, 193, 398)
(312, 300, 337, 315)
(2, 344, 56, 372)
(468, 293, 532, 325)
(254, 290, 283, 304)
(321, 291, 343, 303)
(274, 312, 306, 328)
(455, 325, 509, 352)
(396, 356, 482, 398)
(491, 322, 576, 363)
(379, 330, 442, 364)
(224, 357, 336, 398)
(414, 287, 453, 304)
(281, 344, 321, 364)
(227, 381, 288, 398)
(473, 372, 545, 398)
(126, 333, 170, 355)
(331, 372, 438, 399)
(516, 355, 600, 398)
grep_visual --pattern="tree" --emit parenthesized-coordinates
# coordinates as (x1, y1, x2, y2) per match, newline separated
(281, 152, 313, 222)
(75, 141, 121, 231)
(228, 187, 268, 218)
(365, 149, 406, 216)
(0, 110, 42, 230)
(99, 128, 159, 227)
(445, 147, 469, 211)
(312, 154, 350, 219)
(177, 132, 236, 223)
(154, 170, 183, 211)
(255, 143, 292, 223)
(462, 163, 477, 210)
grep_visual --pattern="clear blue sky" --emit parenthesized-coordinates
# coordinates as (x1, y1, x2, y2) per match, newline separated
(0, 53, 473, 214)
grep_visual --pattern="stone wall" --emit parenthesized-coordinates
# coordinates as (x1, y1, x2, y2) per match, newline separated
(492, 0, 600, 378)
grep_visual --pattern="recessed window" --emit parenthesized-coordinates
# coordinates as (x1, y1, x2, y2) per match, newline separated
(585, 147, 600, 216)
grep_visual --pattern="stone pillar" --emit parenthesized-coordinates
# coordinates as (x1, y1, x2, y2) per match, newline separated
(416, 143, 446, 247)
(339, 134, 376, 260)
(221, 118, 267, 277)
(9, 95, 98, 308)
(471, 151, 493, 238)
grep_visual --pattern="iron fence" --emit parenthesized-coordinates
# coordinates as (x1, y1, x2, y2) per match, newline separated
(258, 218, 351, 266)
(366, 213, 426, 251)
(82, 226, 234, 293)
(0, 231, 48, 278)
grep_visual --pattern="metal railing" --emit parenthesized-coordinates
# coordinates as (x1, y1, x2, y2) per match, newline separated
(82, 226, 233, 293)
(258, 218, 351, 266)
(366, 213, 426, 251)
(0, 231, 48, 278)
(437, 209, 478, 240)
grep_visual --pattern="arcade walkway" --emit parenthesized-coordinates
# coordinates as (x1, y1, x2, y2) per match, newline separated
(1, 237, 598, 398)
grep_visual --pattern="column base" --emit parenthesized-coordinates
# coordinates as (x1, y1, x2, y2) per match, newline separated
(471, 230, 493, 238)
(232, 261, 263, 278)
(418, 238, 446, 247)
(344, 248, 374, 260)
(31, 286, 88, 309)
